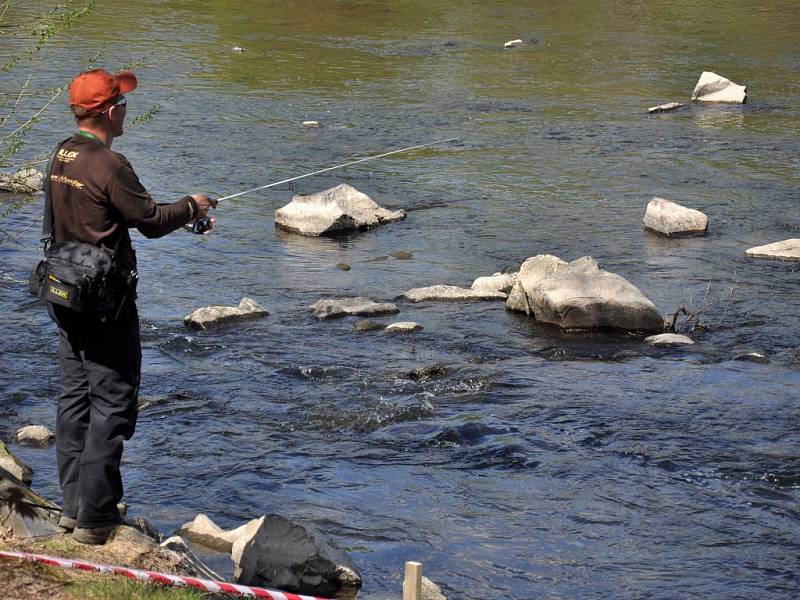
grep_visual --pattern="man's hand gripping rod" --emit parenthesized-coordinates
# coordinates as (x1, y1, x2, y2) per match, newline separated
(191, 137, 458, 234)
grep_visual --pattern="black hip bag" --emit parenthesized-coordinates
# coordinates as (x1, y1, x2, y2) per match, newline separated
(28, 139, 138, 320)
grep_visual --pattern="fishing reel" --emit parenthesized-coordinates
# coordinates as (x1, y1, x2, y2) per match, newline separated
(189, 217, 216, 235)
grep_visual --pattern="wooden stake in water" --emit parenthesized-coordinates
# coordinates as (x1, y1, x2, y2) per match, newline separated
(403, 561, 423, 600)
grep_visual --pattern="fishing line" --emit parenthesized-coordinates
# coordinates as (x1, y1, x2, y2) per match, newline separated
(215, 136, 459, 203)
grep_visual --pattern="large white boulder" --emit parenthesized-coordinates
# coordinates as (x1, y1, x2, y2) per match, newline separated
(275, 183, 406, 236)
(506, 255, 664, 332)
(232, 514, 362, 599)
(745, 239, 800, 263)
(184, 297, 269, 329)
(403, 285, 506, 302)
(643, 197, 708, 236)
(0, 168, 44, 193)
(311, 297, 399, 319)
(691, 71, 747, 103)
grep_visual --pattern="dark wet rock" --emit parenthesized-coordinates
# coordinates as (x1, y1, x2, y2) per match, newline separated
(403, 285, 506, 302)
(0, 168, 43, 193)
(13, 425, 54, 447)
(644, 197, 708, 236)
(733, 352, 769, 364)
(336, 262, 352, 271)
(0, 466, 61, 539)
(311, 297, 399, 319)
(274, 183, 406, 237)
(0, 441, 32, 484)
(506, 254, 664, 332)
(745, 239, 800, 263)
(384, 321, 422, 333)
(691, 71, 747, 103)
(408, 364, 448, 382)
(126, 515, 162, 542)
(645, 333, 695, 346)
(390, 250, 413, 260)
(184, 297, 269, 329)
(354, 319, 387, 332)
(471, 272, 517, 293)
(232, 514, 362, 599)
(647, 102, 685, 113)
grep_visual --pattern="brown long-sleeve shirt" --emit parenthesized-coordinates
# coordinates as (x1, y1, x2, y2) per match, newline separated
(50, 133, 197, 271)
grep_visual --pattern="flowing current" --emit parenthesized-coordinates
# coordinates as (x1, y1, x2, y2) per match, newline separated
(1, 2, 798, 598)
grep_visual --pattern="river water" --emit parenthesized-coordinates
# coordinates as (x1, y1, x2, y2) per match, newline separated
(1, 1, 799, 598)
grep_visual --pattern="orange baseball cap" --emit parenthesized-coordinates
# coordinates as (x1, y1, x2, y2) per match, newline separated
(69, 68, 137, 117)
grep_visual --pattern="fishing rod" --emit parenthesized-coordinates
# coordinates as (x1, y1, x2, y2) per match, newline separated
(190, 136, 458, 233)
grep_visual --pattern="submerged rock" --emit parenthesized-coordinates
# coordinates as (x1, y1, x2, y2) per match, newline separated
(733, 352, 769, 364)
(311, 297, 399, 319)
(471, 272, 517, 293)
(336, 262, 352, 271)
(643, 197, 708, 236)
(645, 333, 695, 346)
(0, 466, 61, 538)
(184, 297, 269, 329)
(354, 319, 387, 332)
(13, 425, 55, 446)
(390, 250, 413, 260)
(506, 255, 664, 332)
(274, 183, 406, 236)
(408, 363, 448, 382)
(403, 285, 506, 302)
(647, 102, 685, 113)
(745, 239, 800, 262)
(232, 514, 362, 599)
(385, 321, 422, 333)
(0, 441, 32, 484)
(0, 168, 44, 193)
(691, 71, 747, 103)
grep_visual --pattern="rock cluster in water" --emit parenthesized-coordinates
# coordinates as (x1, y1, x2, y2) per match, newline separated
(643, 197, 708, 236)
(275, 183, 406, 236)
(13, 425, 55, 446)
(184, 297, 269, 329)
(506, 255, 664, 332)
(0, 168, 43, 193)
(311, 297, 399, 319)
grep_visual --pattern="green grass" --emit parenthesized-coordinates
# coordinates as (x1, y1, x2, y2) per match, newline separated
(68, 576, 208, 599)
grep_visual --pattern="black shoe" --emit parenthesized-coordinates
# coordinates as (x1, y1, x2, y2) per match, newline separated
(72, 524, 118, 545)
(58, 515, 77, 531)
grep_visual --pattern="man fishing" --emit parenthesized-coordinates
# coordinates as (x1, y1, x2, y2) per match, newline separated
(46, 68, 216, 544)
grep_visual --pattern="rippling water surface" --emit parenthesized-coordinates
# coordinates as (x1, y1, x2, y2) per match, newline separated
(1, 2, 799, 598)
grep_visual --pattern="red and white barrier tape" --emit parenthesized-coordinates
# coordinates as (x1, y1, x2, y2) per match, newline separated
(0, 549, 333, 600)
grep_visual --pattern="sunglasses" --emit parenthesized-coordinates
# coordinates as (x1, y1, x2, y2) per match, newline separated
(101, 96, 127, 114)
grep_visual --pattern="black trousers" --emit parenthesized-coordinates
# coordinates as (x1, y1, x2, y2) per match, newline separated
(48, 302, 141, 528)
